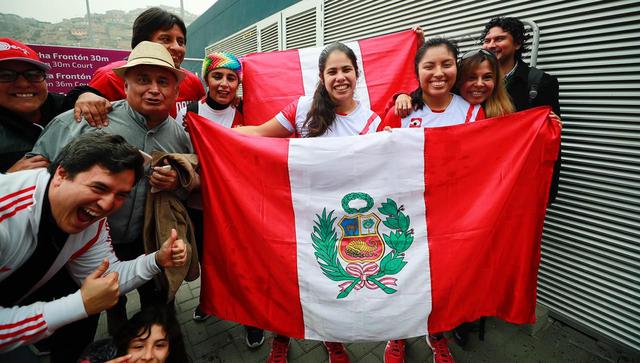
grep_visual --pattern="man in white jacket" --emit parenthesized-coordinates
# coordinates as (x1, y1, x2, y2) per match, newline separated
(0, 132, 187, 353)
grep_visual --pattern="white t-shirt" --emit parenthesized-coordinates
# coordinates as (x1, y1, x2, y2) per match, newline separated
(380, 94, 483, 129)
(276, 96, 381, 137)
(175, 98, 243, 129)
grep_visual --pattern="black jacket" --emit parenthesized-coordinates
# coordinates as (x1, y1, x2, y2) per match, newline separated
(507, 59, 561, 205)
(507, 59, 561, 117)
(0, 93, 67, 172)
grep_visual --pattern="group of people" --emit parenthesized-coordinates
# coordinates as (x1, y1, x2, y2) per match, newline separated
(0, 5, 560, 363)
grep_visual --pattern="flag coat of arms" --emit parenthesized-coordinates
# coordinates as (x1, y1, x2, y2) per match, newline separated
(186, 107, 561, 341)
(240, 30, 419, 125)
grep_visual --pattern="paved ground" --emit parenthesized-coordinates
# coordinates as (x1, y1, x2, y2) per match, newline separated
(87, 277, 636, 363)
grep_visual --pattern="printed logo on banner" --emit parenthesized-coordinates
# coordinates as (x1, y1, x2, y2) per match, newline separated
(312, 192, 414, 299)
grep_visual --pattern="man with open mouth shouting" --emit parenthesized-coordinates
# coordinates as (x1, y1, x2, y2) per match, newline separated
(0, 133, 188, 354)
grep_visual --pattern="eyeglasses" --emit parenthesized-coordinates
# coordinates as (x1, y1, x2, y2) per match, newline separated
(460, 49, 497, 61)
(0, 69, 47, 83)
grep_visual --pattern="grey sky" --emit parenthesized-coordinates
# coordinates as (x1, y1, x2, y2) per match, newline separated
(2, 0, 216, 23)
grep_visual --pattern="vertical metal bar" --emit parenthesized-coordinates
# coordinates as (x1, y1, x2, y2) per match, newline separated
(522, 19, 540, 67)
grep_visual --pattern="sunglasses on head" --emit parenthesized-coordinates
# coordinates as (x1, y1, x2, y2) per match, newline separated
(460, 49, 497, 61)
(0, 69, 47, 83)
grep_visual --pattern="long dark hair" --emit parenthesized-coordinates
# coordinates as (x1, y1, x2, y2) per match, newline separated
(302, 42, 359, 138)
(114, 306, 189, 363)
(410, 37, 459, 110)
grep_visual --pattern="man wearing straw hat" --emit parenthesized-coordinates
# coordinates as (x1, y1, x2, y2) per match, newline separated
(30, 41, 194, 337)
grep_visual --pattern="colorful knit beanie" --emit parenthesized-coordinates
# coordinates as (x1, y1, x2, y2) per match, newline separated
(201, 52, 242, 81)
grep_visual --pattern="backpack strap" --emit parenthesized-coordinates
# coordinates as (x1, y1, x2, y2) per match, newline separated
(527, 67, 544, 106)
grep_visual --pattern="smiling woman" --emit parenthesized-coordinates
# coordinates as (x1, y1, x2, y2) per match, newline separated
(457, 49, 514, 118)
(234, 42, 381, 139)
(230, 41, 381, 363)
(379, 37, 484, 130)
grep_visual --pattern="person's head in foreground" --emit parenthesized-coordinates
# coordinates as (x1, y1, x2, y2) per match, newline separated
(47, 132, 144, 234)
(114, 307, 183, 363)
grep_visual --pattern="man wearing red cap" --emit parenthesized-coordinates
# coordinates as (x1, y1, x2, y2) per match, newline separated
(0, 38, 68, 173)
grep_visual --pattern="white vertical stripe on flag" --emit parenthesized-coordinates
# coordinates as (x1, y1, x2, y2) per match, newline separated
(288, 129, 431, 342)
(297, 41, 371, 111)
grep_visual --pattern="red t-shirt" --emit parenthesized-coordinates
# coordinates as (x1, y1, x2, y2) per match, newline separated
(88, 60, 206, 117)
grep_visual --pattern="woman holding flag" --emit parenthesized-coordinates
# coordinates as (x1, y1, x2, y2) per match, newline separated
(236, 43, 381, 139)
(384, 40, 560, 363)
(235, 41, 381, 363)
(379, 37, 489, 363)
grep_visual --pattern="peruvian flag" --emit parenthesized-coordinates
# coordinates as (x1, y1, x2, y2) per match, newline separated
(186, 107, 561, 341)
(240, 30, 419, 125)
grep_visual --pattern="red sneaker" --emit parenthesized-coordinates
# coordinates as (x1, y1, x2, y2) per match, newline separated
(384, 339, 406, 363)
(428, 335, 455, 363)
(267, 336, 290, 363)
(323, 341, 350, 363)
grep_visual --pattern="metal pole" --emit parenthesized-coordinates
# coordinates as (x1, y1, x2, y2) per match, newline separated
(522, 19, 540, 67)
(85, 0, 93, 44)
(180, 0, 185, 20)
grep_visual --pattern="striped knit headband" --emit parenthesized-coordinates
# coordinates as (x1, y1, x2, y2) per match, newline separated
(202, 52, 242, 81)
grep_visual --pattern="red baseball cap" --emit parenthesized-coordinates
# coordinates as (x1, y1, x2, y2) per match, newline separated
(0, 38, 50, 71)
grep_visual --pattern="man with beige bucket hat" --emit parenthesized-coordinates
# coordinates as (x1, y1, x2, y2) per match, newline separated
(29, 41, 196, 346)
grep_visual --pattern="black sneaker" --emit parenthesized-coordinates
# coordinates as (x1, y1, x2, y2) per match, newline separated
(245, 326, 265, 348)
(192, 305, 210, 322)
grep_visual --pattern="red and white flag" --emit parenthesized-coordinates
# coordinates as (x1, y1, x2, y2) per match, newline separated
(240, 30, 419, 125)
(186, 107, 561, 341)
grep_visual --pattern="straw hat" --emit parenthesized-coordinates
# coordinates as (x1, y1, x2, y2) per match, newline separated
(113, 41, 185, 81)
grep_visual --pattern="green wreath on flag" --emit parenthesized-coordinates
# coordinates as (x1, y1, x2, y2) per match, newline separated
(311, 194, 414, 299)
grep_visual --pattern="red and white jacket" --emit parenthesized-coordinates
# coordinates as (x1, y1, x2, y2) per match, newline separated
(0, 169, 160, 352)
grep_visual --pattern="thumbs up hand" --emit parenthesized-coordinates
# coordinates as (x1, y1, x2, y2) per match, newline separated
(80, 258, 120, 315)
(156, 228, 187, 268)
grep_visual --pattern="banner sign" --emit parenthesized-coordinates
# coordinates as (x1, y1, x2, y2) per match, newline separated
(28, 44, 129, 94)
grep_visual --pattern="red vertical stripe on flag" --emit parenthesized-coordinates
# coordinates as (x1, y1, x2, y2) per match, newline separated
(424, 107, 561, 333)
(241, 49, 305, 125)
(359, 30, 419, 118)
(186, 113, 304, 338)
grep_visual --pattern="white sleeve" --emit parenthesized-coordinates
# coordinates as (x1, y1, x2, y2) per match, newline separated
(66, 222, 161, 295)
(0, 291, 86, 352)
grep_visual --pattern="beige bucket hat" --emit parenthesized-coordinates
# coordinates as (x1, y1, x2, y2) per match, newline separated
(113, 41, 185, 82)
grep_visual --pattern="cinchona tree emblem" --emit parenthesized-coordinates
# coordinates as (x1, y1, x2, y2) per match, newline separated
(311, 192, 414, 299)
